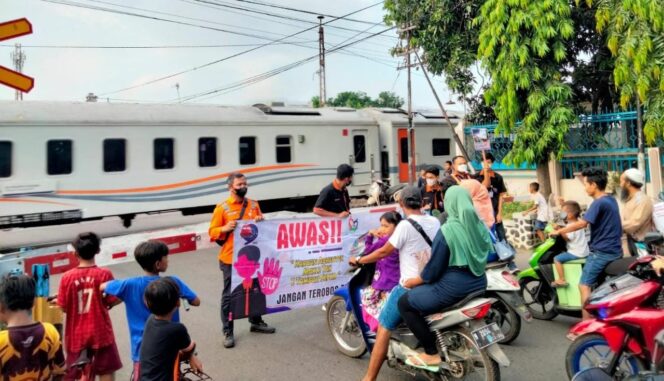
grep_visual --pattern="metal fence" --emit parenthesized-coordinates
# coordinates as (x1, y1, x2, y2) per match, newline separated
(466, 111, 664, 178)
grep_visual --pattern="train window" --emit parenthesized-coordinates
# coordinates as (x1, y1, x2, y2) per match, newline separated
(47, 140, 73, 175)
(199, 137, 217, 167)
(0, 141, 11, 178)
(239, 137, 256, 165)
(353, 135, 366, 163)
(103, 139, 126, 172)
(432, 138, 451, 156)
(275, 136, 291, 163)
(400, 137, 408, 163)
(154, 138, 174, 169)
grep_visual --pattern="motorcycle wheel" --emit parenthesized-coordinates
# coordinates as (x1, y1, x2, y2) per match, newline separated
(441, 328, 500, 381)
(485, 298, 521, 345)
(519, 277, 558, 320)
(565, 333, 647, 379)
(325, 296, 367, 358)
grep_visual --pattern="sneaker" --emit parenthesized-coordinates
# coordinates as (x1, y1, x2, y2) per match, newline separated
(223, 333, 235, 348)
(250, 321, 276, 334)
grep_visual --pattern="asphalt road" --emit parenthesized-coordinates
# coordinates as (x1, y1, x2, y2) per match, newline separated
(53, 248, 577, 381)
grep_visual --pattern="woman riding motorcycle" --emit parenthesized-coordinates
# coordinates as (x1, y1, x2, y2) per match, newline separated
(397, 186, 494, 367)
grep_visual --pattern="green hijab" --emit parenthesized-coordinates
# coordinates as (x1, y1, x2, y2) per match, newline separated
(442, 186, 494, 276)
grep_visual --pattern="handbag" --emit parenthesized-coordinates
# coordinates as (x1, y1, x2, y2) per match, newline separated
(490, 226, 516, 260)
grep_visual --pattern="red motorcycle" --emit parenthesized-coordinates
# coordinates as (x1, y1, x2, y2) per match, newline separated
(566, 233, 664, 380)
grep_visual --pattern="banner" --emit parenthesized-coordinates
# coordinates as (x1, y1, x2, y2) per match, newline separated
(229, 209, 390, 320)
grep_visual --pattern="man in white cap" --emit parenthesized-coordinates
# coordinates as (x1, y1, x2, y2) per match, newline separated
(620, 168, 654, 256)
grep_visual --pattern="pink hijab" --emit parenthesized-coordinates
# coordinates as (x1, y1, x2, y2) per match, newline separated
(460, 179, 495, 228)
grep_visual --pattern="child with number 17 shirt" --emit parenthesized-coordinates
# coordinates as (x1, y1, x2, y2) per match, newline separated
(57, 232, 122, 381)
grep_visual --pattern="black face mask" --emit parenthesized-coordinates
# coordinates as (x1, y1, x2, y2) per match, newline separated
(235, 187, 248, 198)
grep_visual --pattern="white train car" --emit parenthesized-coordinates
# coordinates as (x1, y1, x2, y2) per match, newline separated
(0, 101, 459, 250)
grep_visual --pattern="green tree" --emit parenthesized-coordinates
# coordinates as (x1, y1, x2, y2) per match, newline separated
(476, 0, 577, 196)
(590, 0, 664, 143)
(383, 0, 482, 96)
(310, 91, 404, 109)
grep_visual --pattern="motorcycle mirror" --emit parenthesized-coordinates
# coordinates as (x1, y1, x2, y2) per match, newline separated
(571, 367, 613, 381)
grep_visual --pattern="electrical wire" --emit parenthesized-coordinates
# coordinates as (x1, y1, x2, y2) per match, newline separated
(87, 1, 385, 96)
(0, 42, 317, 49)
(232, 0, 383, 26)
(179, 26, 396, 103)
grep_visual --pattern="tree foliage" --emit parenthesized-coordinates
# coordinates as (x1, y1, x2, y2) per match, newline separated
(383, 0, 482, 96)
(476, 0, 576, 165)
(311, 91, 404, 109)
(589, 0, 664, 143)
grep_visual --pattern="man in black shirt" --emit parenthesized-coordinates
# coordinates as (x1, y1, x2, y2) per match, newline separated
(313, 164, 354, 217)
(420, 165, 444, 216)
(140, 278, 202, 381)
(476, 153, 508, 239)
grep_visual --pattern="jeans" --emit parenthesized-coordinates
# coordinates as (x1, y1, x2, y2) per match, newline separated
(220, 262, 261, 334)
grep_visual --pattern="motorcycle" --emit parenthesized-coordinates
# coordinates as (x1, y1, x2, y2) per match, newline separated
(518, 230, 635, 320)
(367, 179, 406, 206)
(573, 330, 664, 381)
(565, 233, 664, 380)
(484, 259, 532, 344)
(323, 238, 510, 381)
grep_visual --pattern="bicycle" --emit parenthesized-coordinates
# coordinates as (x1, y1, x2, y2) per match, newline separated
(71, 348, 95, 381)
(179, 358, 213, 381)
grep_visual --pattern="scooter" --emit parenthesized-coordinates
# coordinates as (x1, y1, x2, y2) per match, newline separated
(484, 260, 533, 344)
(323, 239, 510, 381)
(565, 237, 664, 380)
(517, 229, 635, 320)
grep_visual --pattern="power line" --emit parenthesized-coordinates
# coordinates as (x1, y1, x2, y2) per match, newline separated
(177, 0, 396, 51)
(41, 0, 317, 43)
(90, 1, 384, 96)
(180, 26, 396, 103)
(190, 0, 397, 40)
(0, 42, 317, 49)
(232, 0, 382, 26)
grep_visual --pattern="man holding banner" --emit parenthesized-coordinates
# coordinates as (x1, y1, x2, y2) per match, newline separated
(209, 173, 275, 349)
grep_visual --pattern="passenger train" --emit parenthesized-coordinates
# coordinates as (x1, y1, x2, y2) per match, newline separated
(0, 101, 459, 250)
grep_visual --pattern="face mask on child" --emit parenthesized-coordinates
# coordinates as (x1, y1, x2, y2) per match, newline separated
(426, 178, 437, 186)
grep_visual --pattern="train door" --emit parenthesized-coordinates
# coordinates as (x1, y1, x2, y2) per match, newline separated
(397, 128, 410, 183)
(351, 130, 371, 186)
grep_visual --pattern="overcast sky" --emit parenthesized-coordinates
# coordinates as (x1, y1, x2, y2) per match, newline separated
(0, 0, 464, 111)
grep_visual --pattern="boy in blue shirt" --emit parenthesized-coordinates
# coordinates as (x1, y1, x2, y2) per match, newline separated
(101, 240, 200, 381)
(552, 167, 623, 319)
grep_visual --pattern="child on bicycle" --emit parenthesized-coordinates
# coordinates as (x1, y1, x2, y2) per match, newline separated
(57, 232, 122, 381)
(1, 273, 66, 380)
(140, 277, 202, 380)
(101, 240, 200, 380)
(360, 211, 401, 331)
(551, 201, 590, 287)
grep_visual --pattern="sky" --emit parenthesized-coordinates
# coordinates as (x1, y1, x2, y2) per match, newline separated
(0, 0, 464, 111)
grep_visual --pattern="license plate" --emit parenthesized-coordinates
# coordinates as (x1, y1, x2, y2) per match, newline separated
(471, 323, 505, 349)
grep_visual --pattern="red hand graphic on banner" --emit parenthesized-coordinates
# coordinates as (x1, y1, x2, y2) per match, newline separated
(258, 257, 282, 295)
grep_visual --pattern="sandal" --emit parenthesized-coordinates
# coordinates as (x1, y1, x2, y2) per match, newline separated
(405, 354, 441, 372)
(551, 280, 568, 288)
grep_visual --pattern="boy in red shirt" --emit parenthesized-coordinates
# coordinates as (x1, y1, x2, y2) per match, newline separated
(57, 232, 122, 381)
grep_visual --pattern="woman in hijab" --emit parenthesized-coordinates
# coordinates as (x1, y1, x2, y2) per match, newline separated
(397, 186, 493, 368)
(460, 179, 495, 228)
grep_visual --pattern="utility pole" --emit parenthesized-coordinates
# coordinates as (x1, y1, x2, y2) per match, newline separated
(318, 15, 326, 107)
(175, 83, 181, 103)
(397, 25, 417, 184)
(10, 44, 26, 101)
(636, 96, 646, 179)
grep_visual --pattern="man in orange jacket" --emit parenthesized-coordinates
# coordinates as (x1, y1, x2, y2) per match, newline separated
(208, 172, 275, 349)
